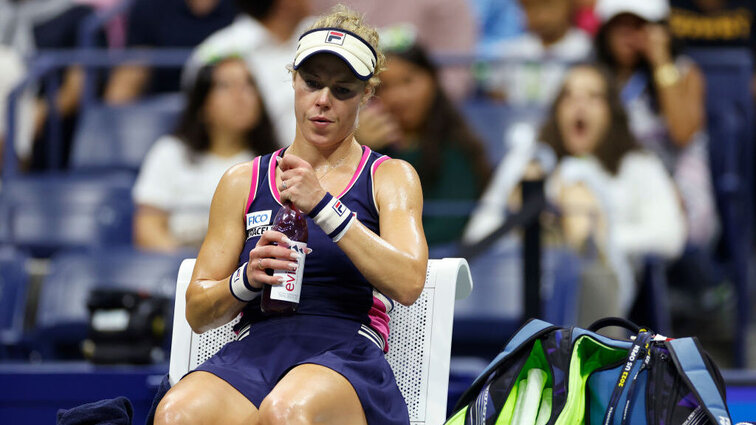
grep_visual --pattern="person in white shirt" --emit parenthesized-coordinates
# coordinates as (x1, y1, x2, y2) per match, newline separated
(133, 57, 278, 253)
(480, 0, 593, 106)
(182, 0, 313, 146)
(464, 64, 686, 324)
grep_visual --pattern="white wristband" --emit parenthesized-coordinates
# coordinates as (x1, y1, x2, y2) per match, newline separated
(229, 262, 261, 302)
(308, 193, 356, 241)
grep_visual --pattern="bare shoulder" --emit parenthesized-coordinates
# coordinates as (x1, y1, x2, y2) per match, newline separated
(373, 158, 422, 211)
(373, 158, 420, 187)
(218, 161, 254, 193)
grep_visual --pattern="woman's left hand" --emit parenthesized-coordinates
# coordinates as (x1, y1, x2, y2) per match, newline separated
(278, 154, 327, 213)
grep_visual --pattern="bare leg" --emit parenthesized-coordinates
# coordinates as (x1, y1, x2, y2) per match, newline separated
(154, 371, 259, 425)
(258, 364, 368, 425)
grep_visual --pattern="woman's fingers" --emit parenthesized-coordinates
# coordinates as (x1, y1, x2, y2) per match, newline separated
(278, 153, 312, 172)
(246, 230, 312, 287)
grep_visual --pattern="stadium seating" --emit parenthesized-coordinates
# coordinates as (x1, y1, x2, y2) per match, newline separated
(70, 93, 184, 173)
(0, 247, 30, 359)
(0, 173, 135, 257)
(31, 247, 184, 359)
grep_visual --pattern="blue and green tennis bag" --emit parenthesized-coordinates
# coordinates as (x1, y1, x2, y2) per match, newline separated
(446, 317, 733, 425)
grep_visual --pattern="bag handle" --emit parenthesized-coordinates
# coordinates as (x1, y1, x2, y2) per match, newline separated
(587, 317, 643, 334)
(666, 338, 732, 424)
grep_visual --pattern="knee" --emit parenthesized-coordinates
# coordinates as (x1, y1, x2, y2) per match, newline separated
(258, 394, 312, 425)
(153, 390, 201, 425)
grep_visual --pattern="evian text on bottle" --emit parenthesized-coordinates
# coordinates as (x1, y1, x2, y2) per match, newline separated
(270, 241, 307, 303)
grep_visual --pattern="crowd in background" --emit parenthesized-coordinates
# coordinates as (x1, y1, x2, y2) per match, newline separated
(1, 0, 755, 364)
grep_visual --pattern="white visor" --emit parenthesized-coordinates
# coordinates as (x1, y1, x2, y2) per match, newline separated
(293, 28, 377, 81)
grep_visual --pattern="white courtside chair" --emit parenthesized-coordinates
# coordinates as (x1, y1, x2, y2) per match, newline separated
(168, 258, 473, 425)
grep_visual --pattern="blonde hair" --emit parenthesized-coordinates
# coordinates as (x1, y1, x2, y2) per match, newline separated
(300, 5, 385, 92)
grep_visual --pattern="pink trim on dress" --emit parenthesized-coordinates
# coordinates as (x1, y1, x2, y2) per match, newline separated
(244, 156, 261, 214)
(368, 296, 391, 353)
(337, 146, 372, 198)
(371, 155, 390, 178)
(268, 148, 286, 205)
(370, 155, 391, 213)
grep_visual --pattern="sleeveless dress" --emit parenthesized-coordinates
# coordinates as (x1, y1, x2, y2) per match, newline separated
(193, 146, 410, 424)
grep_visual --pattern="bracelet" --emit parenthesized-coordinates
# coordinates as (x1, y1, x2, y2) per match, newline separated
(229, 262, 261, 302)
(308, 193, 356, 242)
(654, 63, 681, 88)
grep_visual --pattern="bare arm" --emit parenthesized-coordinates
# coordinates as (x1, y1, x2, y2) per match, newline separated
(185, 163, 250, 332)
(104, 64, 150, 105)
(654, 64, 705, 146)
(57, 66, 84, 117)
(133, 204, 181, 253)
(278, 154, 428, 306)
(342, 159, 428, 305)
(186, 162, 301, 332)
(644, 25, 706, 147)
(32, 66, 85, 140)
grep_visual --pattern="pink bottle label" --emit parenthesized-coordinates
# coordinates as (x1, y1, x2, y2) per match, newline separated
(270, 241, 307, 303)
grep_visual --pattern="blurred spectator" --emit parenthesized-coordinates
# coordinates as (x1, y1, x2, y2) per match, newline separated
(465, 64, 686, 324)
(132, 57, 278, 253)
(183, 0, 312, 146)
(478, 0, 592, 106)
(310, 0, 477, 99)
(104, 0, 236, 104)
(82, 0, 128, 48)
(669, 0, 756, 96)
(469, 0, 525, 52)
(0, 0, 103, 170)
(669, 0, 755, 50)
(356, 39, 492, 246)
(595, 0, 719, 248)
(0, 46, 33, 174)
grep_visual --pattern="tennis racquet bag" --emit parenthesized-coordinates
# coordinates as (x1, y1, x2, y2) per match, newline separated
(446, 317, 733, 425)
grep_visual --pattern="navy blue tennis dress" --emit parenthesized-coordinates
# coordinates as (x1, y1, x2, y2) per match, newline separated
(193, 146, 409, 424)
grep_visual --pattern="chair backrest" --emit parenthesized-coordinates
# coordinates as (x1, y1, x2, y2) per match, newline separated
(71, 93, 184, 172)
(169, 258, 472, 425)
(0, 174, 135, 257)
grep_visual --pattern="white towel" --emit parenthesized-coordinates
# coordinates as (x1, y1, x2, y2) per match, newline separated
(510, 376, 529, 425)
(535, 388, 553, 425)
(518, 368, 548, 425)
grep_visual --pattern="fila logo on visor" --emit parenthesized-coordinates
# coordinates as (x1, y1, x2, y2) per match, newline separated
(326, 31, 345, 45)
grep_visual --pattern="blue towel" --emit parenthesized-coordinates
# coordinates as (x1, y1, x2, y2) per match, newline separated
(56, 396, 133, 425)
(144, 374, 171, 425)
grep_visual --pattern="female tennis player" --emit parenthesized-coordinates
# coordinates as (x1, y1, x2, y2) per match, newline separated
(154, 6, 427, 425)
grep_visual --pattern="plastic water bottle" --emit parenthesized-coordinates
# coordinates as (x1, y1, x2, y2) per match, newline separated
(261, 201, 308, 314)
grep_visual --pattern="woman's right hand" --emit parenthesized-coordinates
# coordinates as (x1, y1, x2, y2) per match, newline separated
(246, 230, 302, 288)
(355, 101, 402, 150)
(640, 23, 672, 68)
